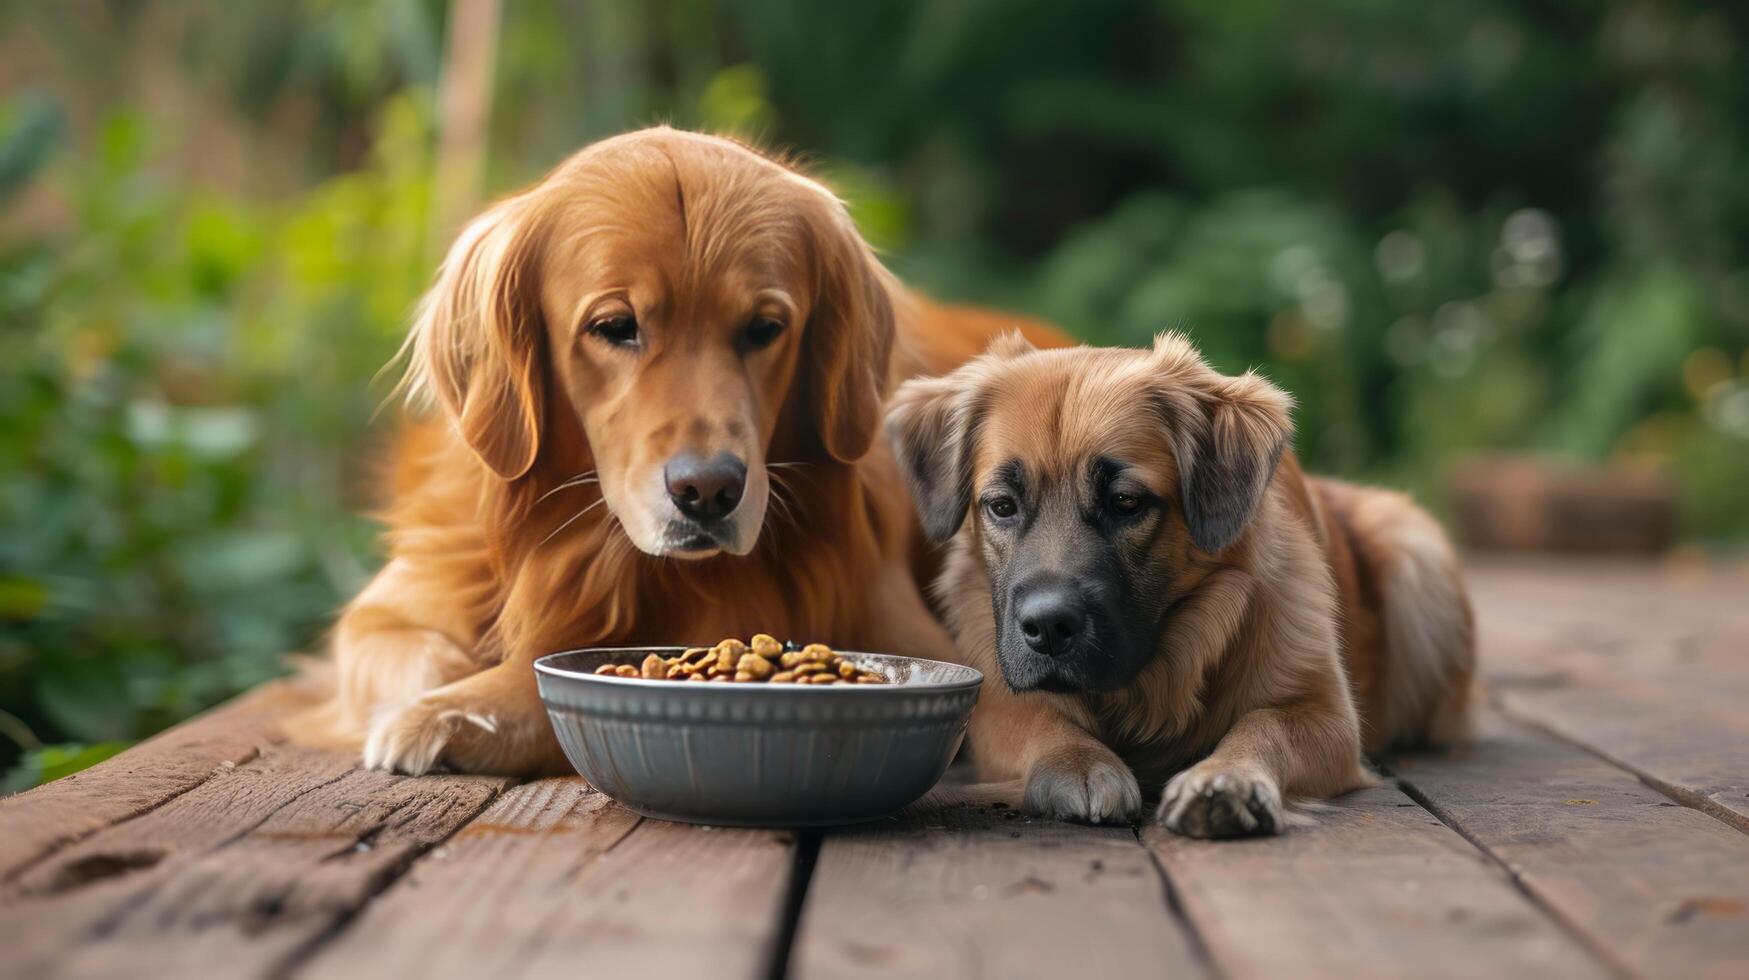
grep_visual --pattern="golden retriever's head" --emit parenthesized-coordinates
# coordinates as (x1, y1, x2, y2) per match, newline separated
(406, 128, 892, 558)
(886, 334, 1292, 692)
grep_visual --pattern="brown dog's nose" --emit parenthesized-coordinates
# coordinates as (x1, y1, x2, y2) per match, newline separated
(1016, 583, 1087, 658)
(664, 452, 746, 522)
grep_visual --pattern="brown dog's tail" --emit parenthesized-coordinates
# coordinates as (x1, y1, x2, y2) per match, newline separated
(1371, 494, 1476, 749)
(1315, 478, 1475, 752)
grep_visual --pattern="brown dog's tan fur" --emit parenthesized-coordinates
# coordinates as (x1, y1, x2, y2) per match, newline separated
(289, 127, 1066, 774)
(888, 334, 1473, 836)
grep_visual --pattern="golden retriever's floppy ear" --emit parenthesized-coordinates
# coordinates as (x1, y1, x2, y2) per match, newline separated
(1151, 333, 1294, 554)
(406, 196, 548, 481)
(803, 200, 896, 463)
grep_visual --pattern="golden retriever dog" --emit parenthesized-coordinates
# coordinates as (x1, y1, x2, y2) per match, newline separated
(294, 127, 1065, 775)
(885, 333, 1473, 837)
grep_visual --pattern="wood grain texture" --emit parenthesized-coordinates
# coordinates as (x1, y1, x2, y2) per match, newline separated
(0, 744, 359, 978)
(792, 788, 1208, 979)
(1475, 566, 1749, 830)
(1144, 783, 1606, 980)
(0, 681, 311, 881)
(45, 766, 513, 979)
(300, 776, 798, 980)
(1392, 712, 1749, 980)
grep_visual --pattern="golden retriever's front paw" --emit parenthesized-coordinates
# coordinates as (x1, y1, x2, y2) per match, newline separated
(362, 697, 498, 776)
(1157, 765, 1282, 838)
(1023, 744, 1143, 824)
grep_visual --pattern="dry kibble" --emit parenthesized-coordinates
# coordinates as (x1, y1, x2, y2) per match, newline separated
(750, 633, 783, 657)
(592, 638, 887, 686)
(736, 653, 774, 679)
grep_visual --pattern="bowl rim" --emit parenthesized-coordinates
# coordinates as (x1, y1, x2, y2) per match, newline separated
(534, 646, 983, 693)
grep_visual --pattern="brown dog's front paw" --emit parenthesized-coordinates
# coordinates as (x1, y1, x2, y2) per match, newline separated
(1023, 745, 1143, 825)
(1157, 766, 1283, 839)
(362, 697, 498, 776)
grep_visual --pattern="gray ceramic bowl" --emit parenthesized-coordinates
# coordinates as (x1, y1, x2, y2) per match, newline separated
(535, 647, 981, 826)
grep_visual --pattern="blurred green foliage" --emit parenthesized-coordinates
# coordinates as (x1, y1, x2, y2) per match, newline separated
(2, 0, 1747, 786)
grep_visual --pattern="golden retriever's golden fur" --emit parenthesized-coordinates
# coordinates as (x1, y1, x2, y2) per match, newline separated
(886, 334, 1473, 836)
(291, 127, 1065, 775)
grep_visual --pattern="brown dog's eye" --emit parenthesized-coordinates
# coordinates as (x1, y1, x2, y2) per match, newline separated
(1110, 493, 1143, 516)
(985, 496, 1018, 520)
(591, 314, 640, 348)
(741, 316, 786, 353)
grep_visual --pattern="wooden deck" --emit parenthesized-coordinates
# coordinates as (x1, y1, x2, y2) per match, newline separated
(2, 559, 1745, 979)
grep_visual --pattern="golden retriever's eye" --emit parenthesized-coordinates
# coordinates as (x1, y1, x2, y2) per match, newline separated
(1109, 492, 1143, 516)
(985, 496, 1019, 520)
(741, 316, 786, 353)
(590, 314, 640, 348)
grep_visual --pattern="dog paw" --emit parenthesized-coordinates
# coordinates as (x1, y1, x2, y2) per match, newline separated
(1024, 745, 1143, 824)
(363, 696, 498, 776)
(1157, 765, 1283, 839)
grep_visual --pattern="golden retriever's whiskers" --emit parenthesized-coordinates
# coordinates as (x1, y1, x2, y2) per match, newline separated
(538, 496, 608, 548)
(533, 472, 600, 506)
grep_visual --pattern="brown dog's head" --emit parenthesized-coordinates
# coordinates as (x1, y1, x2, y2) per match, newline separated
(887, 334, 1293, 693)
(405, 128, 893, 558)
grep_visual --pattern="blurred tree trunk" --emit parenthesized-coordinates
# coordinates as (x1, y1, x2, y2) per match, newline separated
(430, 0, 501, 258)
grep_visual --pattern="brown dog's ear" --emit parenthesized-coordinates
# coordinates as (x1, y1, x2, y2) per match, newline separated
(1153, 334, 1294, 554)
(408, 197, 548, 481)
(886, 332, 1038, 541)
(885, 372, 978, 541)
(803, 200, 896, 463)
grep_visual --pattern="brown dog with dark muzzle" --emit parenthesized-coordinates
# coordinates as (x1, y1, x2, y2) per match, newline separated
(886, 332, 1474, 837)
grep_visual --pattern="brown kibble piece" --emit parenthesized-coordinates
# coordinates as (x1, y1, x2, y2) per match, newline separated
(801, 643, 834, 662)
(640, 654, 666, 679)
(614, 664, 639, 678)
(686, 673, 707, 682)
(793, 662, 826, 676)
(803, 674, 838, 685)
(750, 633, 783, 657)
(595, 664, 618, 675)
(855, 674, 885, 684)
(770, 671, 796, 683)
(736, 653, 774, 679)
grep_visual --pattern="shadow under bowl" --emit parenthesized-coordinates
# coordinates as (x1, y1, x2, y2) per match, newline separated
(534, 647, 982, 827)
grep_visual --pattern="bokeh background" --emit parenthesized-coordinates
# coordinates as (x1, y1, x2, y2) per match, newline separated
(3, 0, 1747, 789)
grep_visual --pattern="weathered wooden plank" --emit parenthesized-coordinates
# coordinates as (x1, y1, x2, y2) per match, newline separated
(792, 788, 1208, 979)
(1480, 614, 1749, 831)
(297, 778, 796, 980)
(1392, 712, 1749, 979)
(0, 744, 360, 978)
(0, 681, 312, 881)
(1144, 782, 1606, 980)
(44, 766, 512, 979)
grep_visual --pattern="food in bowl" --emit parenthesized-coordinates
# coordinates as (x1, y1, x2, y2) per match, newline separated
(591, 634, 888, 685)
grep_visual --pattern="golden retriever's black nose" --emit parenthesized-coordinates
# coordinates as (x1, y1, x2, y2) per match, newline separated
(1015, 584, 1087, 657)
(665, 452, 746, 522)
